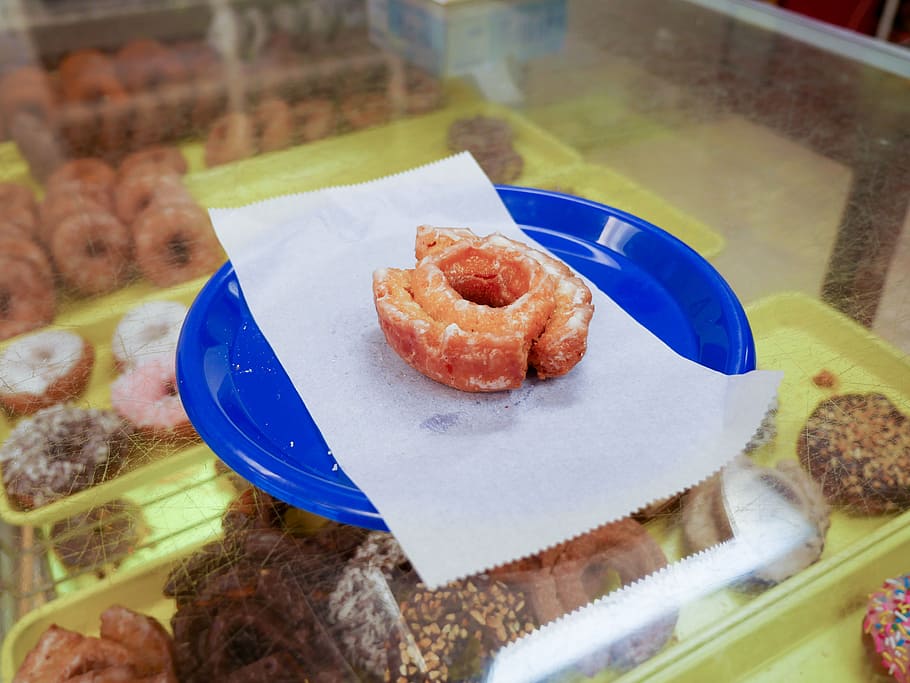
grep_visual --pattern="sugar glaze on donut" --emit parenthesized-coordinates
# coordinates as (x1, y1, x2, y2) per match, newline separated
(0, 330, 94, 416)
(112, 300, 188, 371)
(373, 227, 594, 392)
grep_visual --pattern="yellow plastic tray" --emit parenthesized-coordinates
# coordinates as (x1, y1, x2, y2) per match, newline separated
(184, 101, 582, 208)
(41, 457, 237, 598)
(0, 276, 215, 527)
(530, 162, 725, 258)
(4, 292, 908, 681)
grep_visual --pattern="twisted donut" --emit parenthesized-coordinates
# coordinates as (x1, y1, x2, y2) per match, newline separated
(373, 227, 593, 392)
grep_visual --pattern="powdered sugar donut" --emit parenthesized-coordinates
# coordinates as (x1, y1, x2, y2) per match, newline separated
(111, 300, 188, 371)
(110, 357, 196, 441)
(0, 330, 94, 416)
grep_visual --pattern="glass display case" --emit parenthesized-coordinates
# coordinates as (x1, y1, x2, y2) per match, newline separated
(1, 1, 908, 681)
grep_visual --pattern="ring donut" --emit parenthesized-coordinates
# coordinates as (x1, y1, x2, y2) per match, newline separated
(114, 169, 184, 225)
(0, 236, 54, 287)
(132, 203, 222, 286)
(204, 112, 255, 167)
(0, 329, 94, 416)
(0, 256, 55, 342)
(111, 356, 196, 442)
(59, 50, 127, 103)
(38, 191, 111, 246)
(373, 227, 593, 392)
(417, 227, 594, 379)
(490, 518, 675, 670)
(51, 211, 132, 296)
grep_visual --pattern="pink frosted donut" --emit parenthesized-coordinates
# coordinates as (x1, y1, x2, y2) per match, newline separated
(110, 357, 197, 442)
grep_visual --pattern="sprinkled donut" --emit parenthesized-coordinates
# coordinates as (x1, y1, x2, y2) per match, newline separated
(798, 393, 910, 514)
(0, 256, 55, 342)
(132, 203, 222, 287)
(373, 226, 593, 392)
(0, 329, 94, 416)
(0, 404, 134, 510)
(51, 210, 132, 296)
(112, 300, 188, 370)
(110, 356, 196, 442)
(204, 112, 255, 167)
(864, 574, 910, 682)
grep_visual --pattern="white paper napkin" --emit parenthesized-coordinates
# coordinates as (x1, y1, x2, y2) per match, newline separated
(210, 154, 782, 588)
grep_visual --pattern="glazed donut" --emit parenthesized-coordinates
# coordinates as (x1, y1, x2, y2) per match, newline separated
(132, 203, 222, 287)
(864, 574, 910, 682)
(112, 300, 188, 370)
(38, 190, 111, 246)
(110, 356, 196, 441)
(118, 145, 188, 179)
(51, 210, 132, 296)
(114, 169, 184, 225)
(340, 92, 390, 130)
(417, 227, 595, 379)
(0, 219, 30, 241)
(253, 98, 293, 153)
(292, 98, 336, 143)
(0, 403, 133, 510)
(116, 39, 187, 92)
(0, 66, 57, 135)
(0, 256, 55, 342)
(7, 110, 65, 182)
(491, 518, 675, 670)
(373, 227, 593, 392)
(0, 329, 94, 416)
(204, 112, 255, 167)
(95, 91, 132, 157)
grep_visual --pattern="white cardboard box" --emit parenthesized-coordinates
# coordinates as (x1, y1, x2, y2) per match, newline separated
(367, 0, 566, 76)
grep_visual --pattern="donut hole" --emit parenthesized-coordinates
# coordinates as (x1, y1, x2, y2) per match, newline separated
(166, 233, 192, 266)
(85, 237, 109, 258)
(438, 248, 531, 308)
(223, 621, 271, 667)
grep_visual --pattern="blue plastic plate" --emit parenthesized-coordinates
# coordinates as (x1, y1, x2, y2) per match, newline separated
(177, 187, 755, 530)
